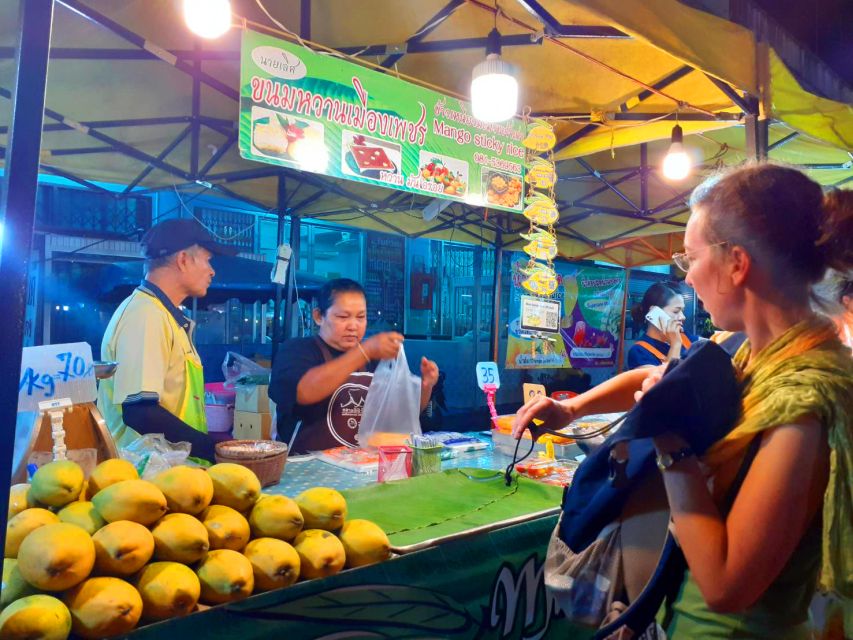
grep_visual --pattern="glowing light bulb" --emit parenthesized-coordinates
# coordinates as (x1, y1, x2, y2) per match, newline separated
(470, 30, 519, 123)
(184, 0, 231, 39)
(662, 125, 691, 181)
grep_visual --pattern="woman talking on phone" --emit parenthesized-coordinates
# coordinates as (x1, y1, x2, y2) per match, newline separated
(627, 282, 696, 369)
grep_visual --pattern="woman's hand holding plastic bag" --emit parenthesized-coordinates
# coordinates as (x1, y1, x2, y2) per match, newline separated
(357, 345, 423, 448)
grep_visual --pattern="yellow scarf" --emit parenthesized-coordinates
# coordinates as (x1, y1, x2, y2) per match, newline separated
(704, 317, 853, 599)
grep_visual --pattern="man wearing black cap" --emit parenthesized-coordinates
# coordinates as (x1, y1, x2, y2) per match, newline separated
(97, 218, 237, 461)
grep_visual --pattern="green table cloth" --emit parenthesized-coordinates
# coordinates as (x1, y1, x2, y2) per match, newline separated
(343, 467, 563, 547)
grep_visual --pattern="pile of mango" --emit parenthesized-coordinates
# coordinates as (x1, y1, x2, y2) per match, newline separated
(1, 459, 390, 639)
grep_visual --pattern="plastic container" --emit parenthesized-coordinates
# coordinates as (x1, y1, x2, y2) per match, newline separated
(516, 458, 580, 486)
(205, 403, 234, 433)
(204, 382, 236, 405)
(377, 446, 412, 482)
(491, 431, 584, 461)
(214, 440, 288, 487)
(411, 445, 443, 476)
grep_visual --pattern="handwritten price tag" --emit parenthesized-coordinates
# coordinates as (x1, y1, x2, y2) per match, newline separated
(522, 383, 547, 403)
(17, 342, 96, 412)
(475, 362, 501, 390)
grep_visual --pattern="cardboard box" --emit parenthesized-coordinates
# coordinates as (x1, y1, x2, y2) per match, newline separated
(235, 385, 271, 413)
(233, 410, 273, 440)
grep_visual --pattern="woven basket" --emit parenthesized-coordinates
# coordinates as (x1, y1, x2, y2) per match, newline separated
(214, 440, 288, 487)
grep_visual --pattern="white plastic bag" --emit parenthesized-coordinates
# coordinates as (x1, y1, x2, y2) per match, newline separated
(357, 346, 422, 448)
(222, 352, 270, 387)
(119, 433, 194, 479)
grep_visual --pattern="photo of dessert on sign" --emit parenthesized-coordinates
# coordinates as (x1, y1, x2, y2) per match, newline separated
(251, 107, 325, 165)
(341, 131, 402, 179)
(416, 151, 469, 197)
(483, 170, 523, 209)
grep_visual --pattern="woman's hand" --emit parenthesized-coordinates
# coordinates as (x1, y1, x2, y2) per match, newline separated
(633, 364, 665, 402)
(362, 332, 404, 360)
(420, 357, 439, 390)
(664, 316, 683, 344)
(512, 396, 576, 439)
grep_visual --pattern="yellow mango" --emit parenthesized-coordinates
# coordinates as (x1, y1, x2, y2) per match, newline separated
(135, 562, 200, 622)
(1, 560, 39, 611)
(92, 521, 154, 577)
(57, 502, 106, 536)
(87, 459, 138, 499)
(207, 464, 261, 512)
(0, 595, 71, 640)
(243, 538, 300, 592)
(339, 519, 392, 568)
(200, 505, 250, 551)
(5, 508, 60, 558)
(293, 529, 345, 580)
(151, 466, 213, 515)
(248, 495, 303, 541)
(196, 550, 253, 605)
(63, 577, 141, 639)
(30, 461, 84, 508)
(91, 480, 167, 526)
(295, 487, 347, 531)
(150, 514, 209, 565)
(7, 485, 30, 520)
(17, 523, 95, 592)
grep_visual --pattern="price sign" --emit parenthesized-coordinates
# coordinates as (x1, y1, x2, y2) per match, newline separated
(475, 362, 501, 390)
(522, 383, 547, 403)
(17, 342, 97, 413)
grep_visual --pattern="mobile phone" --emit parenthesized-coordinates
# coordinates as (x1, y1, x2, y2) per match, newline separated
(644, 306, 671, 333)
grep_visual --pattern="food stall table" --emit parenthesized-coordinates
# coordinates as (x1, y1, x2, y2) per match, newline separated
(129, 442, 586, 639)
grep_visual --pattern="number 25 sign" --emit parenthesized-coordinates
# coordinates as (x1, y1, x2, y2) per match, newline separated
(17, 342, 97, 413)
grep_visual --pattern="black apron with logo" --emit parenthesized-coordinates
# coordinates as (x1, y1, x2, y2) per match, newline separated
(289, 337, 373, 452)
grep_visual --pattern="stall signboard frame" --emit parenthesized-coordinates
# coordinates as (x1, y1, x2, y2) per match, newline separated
(17, 342, 96, 413)
(506, 255, 626, 369)
(239, 30, 526, 213)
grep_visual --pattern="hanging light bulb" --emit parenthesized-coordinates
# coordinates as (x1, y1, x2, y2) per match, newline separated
(662, 124, 691, 181)
(471, 28, 519, 123)
(184, 0, 232, 39)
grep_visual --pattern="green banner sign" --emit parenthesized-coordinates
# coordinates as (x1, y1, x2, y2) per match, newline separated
(239, 30, 527, 212)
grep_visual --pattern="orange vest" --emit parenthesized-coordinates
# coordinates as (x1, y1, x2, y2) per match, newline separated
(635, 334, 692, 363)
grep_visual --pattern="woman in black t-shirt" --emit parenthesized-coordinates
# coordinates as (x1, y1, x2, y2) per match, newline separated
(269, 278, 438, 454)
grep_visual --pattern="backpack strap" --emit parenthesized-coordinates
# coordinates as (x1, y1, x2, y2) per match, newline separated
(655, 434, 763, 635)
(679, 334, 692, 350)
(596, 435, 764, 639)
(635, 341, 667, 362)
(721, 434, 762, 514)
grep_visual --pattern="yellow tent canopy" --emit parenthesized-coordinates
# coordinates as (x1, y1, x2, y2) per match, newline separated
(1, 0, 850, 266)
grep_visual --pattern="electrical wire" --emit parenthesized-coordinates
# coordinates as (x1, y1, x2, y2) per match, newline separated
(504, 411, 629, 486)
(464, 0, 717, 119)
(33, 184, 213, 266)
(173, 185, 258, 243)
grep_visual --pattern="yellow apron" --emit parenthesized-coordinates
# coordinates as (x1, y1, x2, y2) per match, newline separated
(180, 356, 208, 434)
(104, 294, 207, 447)
(149, 295, 207, 434)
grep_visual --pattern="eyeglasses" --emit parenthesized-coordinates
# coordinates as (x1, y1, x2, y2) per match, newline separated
(672, 241, 728, 272)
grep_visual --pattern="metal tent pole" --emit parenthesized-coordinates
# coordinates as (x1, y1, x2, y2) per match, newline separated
(472, 245, 483, 362)
(0, 0, 54, 552)
(615, 263, 632, 374)
(283, 216, 301, 339)
(489, 232, 504, 361)
(271, 174, 287, 365)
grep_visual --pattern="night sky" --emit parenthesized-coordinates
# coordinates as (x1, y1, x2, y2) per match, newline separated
(756, 0, 853, 86)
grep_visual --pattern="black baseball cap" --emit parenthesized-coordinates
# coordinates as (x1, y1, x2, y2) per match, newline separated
(142, 218, 239, 259)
